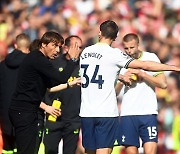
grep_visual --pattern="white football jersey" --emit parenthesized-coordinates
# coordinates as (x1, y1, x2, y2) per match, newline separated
(120, 51, 162, 116)
(80, 43, 134, 117)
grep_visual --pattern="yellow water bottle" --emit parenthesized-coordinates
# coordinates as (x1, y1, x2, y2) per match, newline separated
(48, 99, 61, 122)
(131, 74, 137, 81)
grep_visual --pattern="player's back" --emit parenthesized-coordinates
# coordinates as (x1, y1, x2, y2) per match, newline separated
(80, 43, 131, 117)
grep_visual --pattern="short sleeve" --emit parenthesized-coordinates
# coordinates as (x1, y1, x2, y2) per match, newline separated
(114, 48, 134, 69)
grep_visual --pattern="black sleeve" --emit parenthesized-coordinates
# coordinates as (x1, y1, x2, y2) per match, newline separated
(36, 56, 76, 87)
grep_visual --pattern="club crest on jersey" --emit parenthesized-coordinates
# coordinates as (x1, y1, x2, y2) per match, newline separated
(122, 135, 126, 142)
(59, 67, 63, 72)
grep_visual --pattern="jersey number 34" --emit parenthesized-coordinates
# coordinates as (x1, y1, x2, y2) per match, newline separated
(81, 64, 104, 89)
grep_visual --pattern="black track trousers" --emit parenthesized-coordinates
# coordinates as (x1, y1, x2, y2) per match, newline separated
(9, 109, 38, 154)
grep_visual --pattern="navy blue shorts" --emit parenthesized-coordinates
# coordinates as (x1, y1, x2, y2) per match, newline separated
(118, 115, 158, 148)
(81, 117, 119, 150)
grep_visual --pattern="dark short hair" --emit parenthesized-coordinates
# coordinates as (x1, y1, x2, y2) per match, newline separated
(123, 33, 139, 44)
(40, 31, 64, 46)
(29, 39, 40, 51)
(100, 20, 119, 40)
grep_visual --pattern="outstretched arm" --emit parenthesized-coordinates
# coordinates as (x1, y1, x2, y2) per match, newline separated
(47, 77, 81, 92)
(128, 60, 180, 72)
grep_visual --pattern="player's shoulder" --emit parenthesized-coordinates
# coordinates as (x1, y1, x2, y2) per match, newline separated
(86, 44, 97, 49)
(114, 48, 131, 59)
(82, 44, 96, 53)
(142, 51, 160, 62)
(141, 51, 159, 59)
(113, 47, 121, 52)
(143, 51, 158, 57)
(112, 47, 122, 54)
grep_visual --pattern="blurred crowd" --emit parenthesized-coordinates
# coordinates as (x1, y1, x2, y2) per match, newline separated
(0, 0, 179, 153)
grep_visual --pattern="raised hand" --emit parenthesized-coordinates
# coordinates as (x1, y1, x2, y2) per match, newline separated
(68, 42, 81, 59)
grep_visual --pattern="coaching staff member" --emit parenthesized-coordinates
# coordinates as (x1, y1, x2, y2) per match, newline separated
(44, 35, 83, 154)
(8, 31, 80, 154)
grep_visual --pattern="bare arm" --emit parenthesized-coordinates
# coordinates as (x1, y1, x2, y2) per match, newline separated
(128, 59, 180, 72)
(39, 102, 61, 117)
(125, 68, 167, 89)
(115, 73, 133, 96)
(139, 72, 167, 89)
(47, 77, 81, 92)
(115, 81, 124, 96)
(47, 83, 68, 92)
(116, 68, 167, 97)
